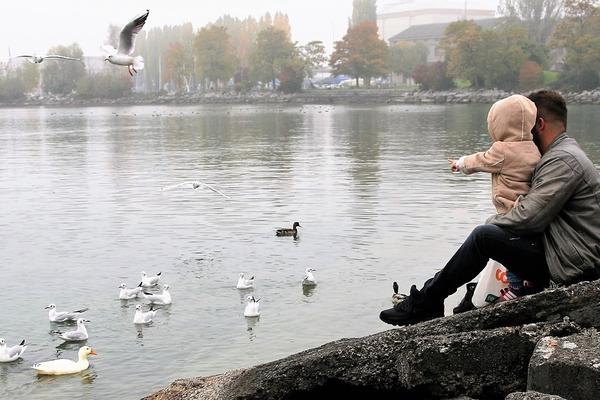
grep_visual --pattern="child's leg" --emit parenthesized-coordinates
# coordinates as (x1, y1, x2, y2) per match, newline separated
(507, 270, 523, 290)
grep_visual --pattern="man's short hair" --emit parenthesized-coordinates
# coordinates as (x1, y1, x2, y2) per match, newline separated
(528, 90, 568, 129)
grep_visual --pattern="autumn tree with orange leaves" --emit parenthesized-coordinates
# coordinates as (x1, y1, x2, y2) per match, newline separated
(329, 21, 389, 88)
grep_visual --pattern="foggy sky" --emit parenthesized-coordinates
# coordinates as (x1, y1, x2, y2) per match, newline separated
(0, 0, 499, 61)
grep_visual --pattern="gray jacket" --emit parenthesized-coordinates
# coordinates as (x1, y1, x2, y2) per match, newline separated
(488, 133, 600, 284)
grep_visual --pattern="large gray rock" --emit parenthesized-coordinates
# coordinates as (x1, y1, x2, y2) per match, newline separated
(528, 329, 600, 400)
(144, 280, 600, 400)
(505, 391, 566, 400)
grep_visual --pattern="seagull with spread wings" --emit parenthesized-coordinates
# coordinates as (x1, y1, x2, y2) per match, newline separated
(161, 181, 231, 199)
(16, 55, 81, 64)
(103, 10, 149, 76)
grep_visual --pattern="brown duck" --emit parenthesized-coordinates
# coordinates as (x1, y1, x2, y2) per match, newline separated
(276, 222, 301, 236)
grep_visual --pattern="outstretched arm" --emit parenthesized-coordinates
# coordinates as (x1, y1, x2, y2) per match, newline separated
(458, 141, 506, 175)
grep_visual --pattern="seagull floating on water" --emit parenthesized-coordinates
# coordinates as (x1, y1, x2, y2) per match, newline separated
(276, 222, 301, 237)
(302, 268, 317, 287)
(45, 304, 88, 323)
(103, 10, 149, 76)
(32, 346, 96, 375)
(0, 338, 27, 363)
(236, 273, 255, 290)
(52, 318, 90, 342)
(118, 282, 144, 299)
(143, 284, 172, 305)
(244, 295, 260, 317)
(16, 54, 81, 64)
(161, 181, 231, 199)
(141, 271, 161, 288)
(133, 304, 158, 324)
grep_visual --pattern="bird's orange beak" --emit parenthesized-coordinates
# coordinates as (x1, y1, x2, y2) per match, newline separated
(89, 350, 98, 356)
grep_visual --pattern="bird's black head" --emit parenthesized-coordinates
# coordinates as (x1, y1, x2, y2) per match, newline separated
(293, 222, 301, 229)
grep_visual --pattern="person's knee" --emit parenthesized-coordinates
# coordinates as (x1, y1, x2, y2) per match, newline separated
(469, 224, 505, 248)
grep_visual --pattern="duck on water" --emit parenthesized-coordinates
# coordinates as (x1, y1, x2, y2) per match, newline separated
(276, 222, 301, 237)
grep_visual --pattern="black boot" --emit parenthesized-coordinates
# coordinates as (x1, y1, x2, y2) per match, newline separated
(379, 285, 444, 326)
(452, 282, 477, 314)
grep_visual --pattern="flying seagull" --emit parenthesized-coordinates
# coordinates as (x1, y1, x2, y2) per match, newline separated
(161, 181, 231, 199)
(103, 10, 149, 76)
(16, 55, 81, 64)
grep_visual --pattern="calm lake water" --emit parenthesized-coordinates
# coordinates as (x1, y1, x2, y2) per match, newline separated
(1, 103, 599, 399)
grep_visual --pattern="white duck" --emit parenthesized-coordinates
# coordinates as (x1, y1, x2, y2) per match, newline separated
(0, 338, 27, 362)
(32, 346, 97, 375)
(140, 271, 162, 288)
(53, 319, 90, 342)
(302, 268, 317, 287)
(236, 273, 255, 290)
(103, 10, 149, 76)
(45, 304, 88, 322)
(244, 295, 260, 318)
(118, 282, 143, 299)
(133, 304, 157, 324)
(143, 284, 172, 305)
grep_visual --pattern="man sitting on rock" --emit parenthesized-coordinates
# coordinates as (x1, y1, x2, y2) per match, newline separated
(380, 90, 600, 326)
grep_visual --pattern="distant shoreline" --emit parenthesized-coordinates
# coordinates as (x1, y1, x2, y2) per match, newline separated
(2, 89, 600, 108)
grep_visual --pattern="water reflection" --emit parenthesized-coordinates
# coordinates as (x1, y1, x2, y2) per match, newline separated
(302, 285, 317, 298)
(245, 316, 260, 341)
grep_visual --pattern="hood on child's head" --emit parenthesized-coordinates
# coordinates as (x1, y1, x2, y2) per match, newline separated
(487, 94, 537, 142)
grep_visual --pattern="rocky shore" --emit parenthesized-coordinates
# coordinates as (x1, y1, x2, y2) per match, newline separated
(144, 279, 600, 400)
(4, 89, 600, 108)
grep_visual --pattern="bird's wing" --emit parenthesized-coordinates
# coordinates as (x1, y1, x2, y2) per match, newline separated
(44, 55, 81, 62)
(196, 182, 231, 199)
(101, 45, 117, 55)
(8, 345, 24, 358)
(15, 55, 37, 64)
(117, 10, 149, 55)
(54, 311, 69, 321)
(62, 331, 86, 340)
(71, 308, 88, 314)
(161, 181, 196, 191)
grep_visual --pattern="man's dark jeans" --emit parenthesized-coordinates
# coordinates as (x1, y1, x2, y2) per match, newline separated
(420, 224, 549, 304)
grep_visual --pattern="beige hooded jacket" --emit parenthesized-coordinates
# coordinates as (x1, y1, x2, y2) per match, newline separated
(458, 94, 541, 214)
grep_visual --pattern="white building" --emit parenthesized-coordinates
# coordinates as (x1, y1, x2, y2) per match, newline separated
(377, 0, 498, 42)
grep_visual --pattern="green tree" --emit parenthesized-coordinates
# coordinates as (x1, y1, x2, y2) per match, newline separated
(41, 43, 85, 95)
(352, 0, 377, 26)
(551, 0, 600, 89)
(20, 61, 40, 93)
(442, 20, 484, 87)
(499, 0, 563, 44)
(475, 25, 529, 90)
(443, 21, 532, 89)
(300, 41, 327, 78)
(330, 21, 390, 87)
(278, 56, 306, 93)
(194, 25, 237, 90)
(250, 27, 296, 88)
(390, 41, 428, 82)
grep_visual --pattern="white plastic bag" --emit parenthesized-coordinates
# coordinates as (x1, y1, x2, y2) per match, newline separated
(472, 260, 509, 308)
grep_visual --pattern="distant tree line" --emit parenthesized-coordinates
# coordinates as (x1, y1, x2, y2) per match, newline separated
(396, 0, 600, 91)
(2, 0, 600, 100)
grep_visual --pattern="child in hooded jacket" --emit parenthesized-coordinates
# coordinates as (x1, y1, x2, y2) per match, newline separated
(449, 94, 541, 300)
